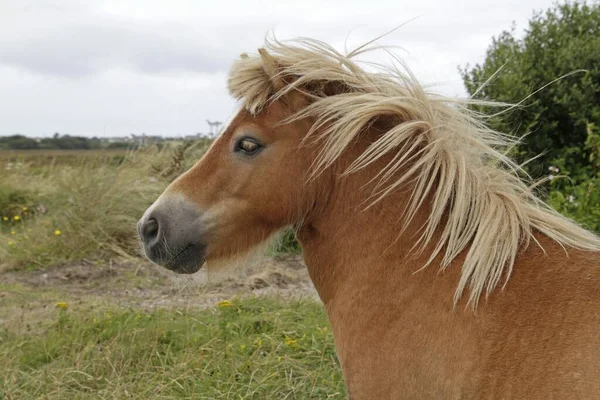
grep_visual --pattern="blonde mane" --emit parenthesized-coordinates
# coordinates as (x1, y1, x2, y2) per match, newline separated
(227, 36, 600, 307)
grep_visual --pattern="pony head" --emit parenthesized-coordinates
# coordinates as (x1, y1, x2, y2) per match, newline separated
(138, 37, 600, 306)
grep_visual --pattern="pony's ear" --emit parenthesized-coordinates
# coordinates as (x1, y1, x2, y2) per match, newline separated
(258, 48, 285, 92)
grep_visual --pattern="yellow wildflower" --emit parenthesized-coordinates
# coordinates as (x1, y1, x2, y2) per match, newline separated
(55, 302, 68, 310)
(10, 230, 15, 235)
(13, 215, 20, 221)
(2, 216, 7, 221)
(8, 240, 14, 246)
(54, 229, 62, 236)
(284, 337, 298, 350)
(216, 300, 233, 308)
(22, 207, 28, 211)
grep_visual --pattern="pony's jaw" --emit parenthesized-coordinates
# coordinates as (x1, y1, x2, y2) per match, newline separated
(137, 193, 209, 274)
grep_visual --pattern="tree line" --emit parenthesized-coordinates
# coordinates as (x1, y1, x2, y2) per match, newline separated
(0, 134, 134, 150)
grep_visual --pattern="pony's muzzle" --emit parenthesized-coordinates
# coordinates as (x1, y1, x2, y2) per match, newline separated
(137, 197, 207, 274)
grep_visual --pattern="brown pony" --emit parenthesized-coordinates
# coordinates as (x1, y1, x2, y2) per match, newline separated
(138, 37, 600, 399)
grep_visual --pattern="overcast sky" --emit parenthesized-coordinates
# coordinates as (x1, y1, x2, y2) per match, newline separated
(0, 0, 559, 137)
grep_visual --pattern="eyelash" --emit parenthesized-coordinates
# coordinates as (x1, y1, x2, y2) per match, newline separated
(235, 137, 263, 155)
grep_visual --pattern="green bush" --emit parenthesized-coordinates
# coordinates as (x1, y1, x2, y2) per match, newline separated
(547, 178, 600, 232)
(546, 123, 600, 233)
(461, 1, 600, 180)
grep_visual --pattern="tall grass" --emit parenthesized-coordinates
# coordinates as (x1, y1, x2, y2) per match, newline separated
(0, 142, 210, 270)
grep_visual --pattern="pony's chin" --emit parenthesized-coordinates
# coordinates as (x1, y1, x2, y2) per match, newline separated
(169, 261, 204, 274)
(162, 243, 207, 274)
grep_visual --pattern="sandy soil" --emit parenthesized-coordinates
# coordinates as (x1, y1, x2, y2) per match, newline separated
(1, 254, 319, 312)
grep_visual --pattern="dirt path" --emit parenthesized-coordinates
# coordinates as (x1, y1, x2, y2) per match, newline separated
(2, 254, 318, 307)
(0, 255, 319, 332)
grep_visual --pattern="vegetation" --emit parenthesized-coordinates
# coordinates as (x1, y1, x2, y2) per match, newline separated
(0, 134, 133, 150)
(0, 294, 345, 399)
(0, 142, 212, 270)
(272, 229, 302, 255)
(460, 1, 600, 233)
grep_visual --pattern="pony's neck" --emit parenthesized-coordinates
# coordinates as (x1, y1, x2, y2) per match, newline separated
(295, 133, 485, 396)
(296, 139, 455, 307)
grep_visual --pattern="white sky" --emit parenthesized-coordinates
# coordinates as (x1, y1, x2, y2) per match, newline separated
(0, 0, 559, 137)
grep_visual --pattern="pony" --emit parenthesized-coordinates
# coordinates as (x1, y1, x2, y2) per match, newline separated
(138, 36, 600, 399)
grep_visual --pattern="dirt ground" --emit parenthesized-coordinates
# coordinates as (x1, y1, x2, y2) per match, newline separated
(0, 254, 319, 332)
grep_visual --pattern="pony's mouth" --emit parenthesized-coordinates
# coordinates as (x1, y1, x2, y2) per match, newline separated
(137, 195, 209, 274)
(162, 243, 207, 274)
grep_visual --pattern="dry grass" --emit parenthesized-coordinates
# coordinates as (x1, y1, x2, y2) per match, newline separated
(0, 142, 211, 270)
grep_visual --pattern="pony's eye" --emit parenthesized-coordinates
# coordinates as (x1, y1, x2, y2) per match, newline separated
(236, 138, 262, 155)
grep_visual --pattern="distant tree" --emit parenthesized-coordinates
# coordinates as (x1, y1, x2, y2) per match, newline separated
(107, 141, 133, 149)
(460, 1, 600, 180)
(0, 135, 39, 149)
(39, 138, 56, 149)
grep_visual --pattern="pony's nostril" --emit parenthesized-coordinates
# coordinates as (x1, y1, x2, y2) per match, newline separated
(142, 218, 160, 243)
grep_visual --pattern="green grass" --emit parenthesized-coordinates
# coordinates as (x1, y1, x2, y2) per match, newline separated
(270, 229, 302, 255)
(0, 296, 345, 399)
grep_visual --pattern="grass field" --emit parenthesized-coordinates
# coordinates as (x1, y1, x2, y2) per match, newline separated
(0, 291, 345, 399)
(0, 145, 333, 399)
(0, 149, 131, 168)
